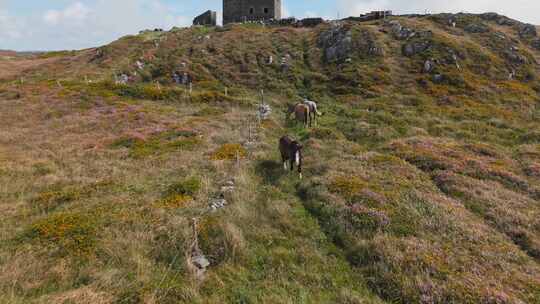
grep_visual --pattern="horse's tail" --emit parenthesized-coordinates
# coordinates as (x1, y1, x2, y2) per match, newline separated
(310, 104, 322, 116)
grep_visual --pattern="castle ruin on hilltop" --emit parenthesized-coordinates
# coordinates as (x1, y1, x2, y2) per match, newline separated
(192, 0, 389, 27)
(223, 0, 282, 24)
(193, 10, 217, 26)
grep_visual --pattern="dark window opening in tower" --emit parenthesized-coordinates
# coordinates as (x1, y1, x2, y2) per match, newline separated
(264, 8, 269, 14)
(249, 7, 254, 15)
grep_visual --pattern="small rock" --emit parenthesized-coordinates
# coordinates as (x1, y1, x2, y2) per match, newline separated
(135, 60, 144, 70)
(437, 96, 455, 106)
(423, 59, 435, 73)
(432, 74, 445, 84)
(257, 104, 272, 120)
(220, 180, 236, 193)
(417, 78, 429, 88)
(192, 254, 210, 269)
(209, 198, 227, 211)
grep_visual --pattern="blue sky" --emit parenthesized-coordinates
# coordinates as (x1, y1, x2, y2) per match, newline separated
(1, 0, 538, 51)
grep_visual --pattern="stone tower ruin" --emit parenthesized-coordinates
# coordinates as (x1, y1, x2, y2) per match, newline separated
(223, 0, 282, 24)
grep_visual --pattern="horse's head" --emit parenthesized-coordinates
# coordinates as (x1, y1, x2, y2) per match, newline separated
(291, 141, 303, 166)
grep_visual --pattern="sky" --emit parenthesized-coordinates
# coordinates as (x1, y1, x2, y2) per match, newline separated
(0, 0, 539, 51)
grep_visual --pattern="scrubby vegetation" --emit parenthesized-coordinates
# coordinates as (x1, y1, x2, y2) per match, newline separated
(1, 12, 539, 304)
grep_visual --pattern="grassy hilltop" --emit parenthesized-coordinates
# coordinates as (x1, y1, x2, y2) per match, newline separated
(1, 13, 540, 304)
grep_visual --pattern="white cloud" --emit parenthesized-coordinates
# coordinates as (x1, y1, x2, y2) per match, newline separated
(43, 2, 90, 25)
(2, 0, 191, 50)
(0, 9, 24, 42)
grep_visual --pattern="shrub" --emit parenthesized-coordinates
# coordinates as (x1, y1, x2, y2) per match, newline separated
(194, 107, 227, 116)
(30, 189, 80, 212)
(211, 144, 247, 160)
(28, 212, 98, 257)
(198, 216, 227, 265)
(111, 130, 202, 158)
(110, 136, 143, 149)
(155, 194, 193, 209)
(32, 163, 53, 176)
(329, 176, 367, 202)
(166, 137, 201, 150)
(190, 91, 233, 104)
(309, 127, 344, 140)
(165, 177, 201, 197)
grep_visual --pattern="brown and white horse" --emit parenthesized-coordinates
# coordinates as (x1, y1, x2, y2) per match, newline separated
(279, 136, 303, 179)
(303, 99, 322, 125)
(287, 103, 311, 128)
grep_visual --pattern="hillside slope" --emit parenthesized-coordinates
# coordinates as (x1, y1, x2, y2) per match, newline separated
(1, 13, 540, 304)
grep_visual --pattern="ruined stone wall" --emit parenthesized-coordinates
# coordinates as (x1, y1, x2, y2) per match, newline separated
(193, 10, 217, 26)
(223, 0, 281, 24)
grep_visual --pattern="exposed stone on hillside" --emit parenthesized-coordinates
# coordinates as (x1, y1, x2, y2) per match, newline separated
(402, 40, 431, 57)
(319, 23, 384, 62)
(504, 47, 528, 65)
(518, 24, 537, 38)
(464, 23, 489, 33)
(532, 39, 540, 50)
(318, 24, 353, 62)
(423, 59, 435, 73)
(389, 21, 416, 40)
(356, 29, 385, 57)
(480, 13, 516, 26)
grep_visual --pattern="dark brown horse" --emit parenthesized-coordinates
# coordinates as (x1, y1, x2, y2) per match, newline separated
(279, 136, 303, 179)
(286, 103, 311, 128)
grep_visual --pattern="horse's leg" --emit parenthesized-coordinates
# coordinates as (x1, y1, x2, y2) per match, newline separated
(281, 154, 287, 170)
(297, 155, 303, 179)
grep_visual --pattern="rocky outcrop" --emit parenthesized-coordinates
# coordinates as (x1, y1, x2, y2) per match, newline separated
(402, 40, 431, 57)
(464, 23, 489, 33)
(480, 13, 516, 26)
(356, 29, 385, 57)
(319, 25, 384, 62)
(532, 39, 540, 50)
(318, 24, 353, 62)
(504, 47, 528, 65)
(518, 24, 537, 39)
(389, 21, 416, 40)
